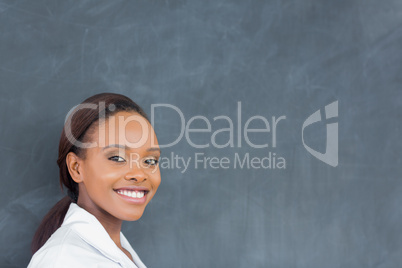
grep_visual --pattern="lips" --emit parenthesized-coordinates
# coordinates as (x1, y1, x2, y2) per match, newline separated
(113, 186, 149, 204)
(114, 186, 150, 192)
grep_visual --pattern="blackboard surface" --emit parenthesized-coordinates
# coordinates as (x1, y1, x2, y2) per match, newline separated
(0, 1, 401, 267)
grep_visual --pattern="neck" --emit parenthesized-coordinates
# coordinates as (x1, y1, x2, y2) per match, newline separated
(97, 214, 123, 247)
(77, 200, 123, 248)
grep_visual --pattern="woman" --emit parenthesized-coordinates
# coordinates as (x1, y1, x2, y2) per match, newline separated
(28, 93, 161, 268)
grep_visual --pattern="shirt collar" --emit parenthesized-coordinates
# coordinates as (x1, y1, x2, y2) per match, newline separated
(62, 202, 146, 268)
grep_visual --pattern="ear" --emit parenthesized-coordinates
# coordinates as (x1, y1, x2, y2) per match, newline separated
(66, 152, 84, 183)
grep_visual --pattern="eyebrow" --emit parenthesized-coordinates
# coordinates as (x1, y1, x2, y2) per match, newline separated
(102, 144, 161, 153)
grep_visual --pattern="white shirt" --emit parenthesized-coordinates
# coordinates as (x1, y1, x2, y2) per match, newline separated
(27, 203, 147, 268)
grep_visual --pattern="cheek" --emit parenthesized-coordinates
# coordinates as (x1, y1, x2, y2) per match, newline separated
(83, 163, 124, 191)
(148, 170, 161, 189)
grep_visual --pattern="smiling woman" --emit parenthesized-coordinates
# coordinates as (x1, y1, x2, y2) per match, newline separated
(28, 93, 161, 268)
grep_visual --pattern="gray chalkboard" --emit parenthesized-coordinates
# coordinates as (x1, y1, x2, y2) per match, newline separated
(0, 0, 401, 267)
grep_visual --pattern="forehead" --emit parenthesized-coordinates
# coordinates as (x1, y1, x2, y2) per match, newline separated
(95, 111, 158, 149)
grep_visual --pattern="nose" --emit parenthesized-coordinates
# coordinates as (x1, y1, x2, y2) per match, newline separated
(124, 166, 147, 182)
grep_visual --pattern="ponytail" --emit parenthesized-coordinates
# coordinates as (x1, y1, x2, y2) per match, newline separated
(30, 92, 149, 255)
(31, 196, 72, 254)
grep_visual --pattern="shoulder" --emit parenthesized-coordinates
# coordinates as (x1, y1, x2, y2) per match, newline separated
(27, 225, 120, 268)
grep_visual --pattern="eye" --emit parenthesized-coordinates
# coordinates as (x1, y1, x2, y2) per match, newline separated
(144, 158, 159, 166)
(108, 156, 126, 163)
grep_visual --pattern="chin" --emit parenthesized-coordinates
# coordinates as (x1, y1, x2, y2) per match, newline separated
(121, 211, 145, 221)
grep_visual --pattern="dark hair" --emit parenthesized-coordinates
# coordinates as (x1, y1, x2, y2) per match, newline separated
(31, 92, 149, 255)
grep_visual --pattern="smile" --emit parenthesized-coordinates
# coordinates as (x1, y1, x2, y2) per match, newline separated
(114, 188, 149, 204)
(116, 190, 145, 198)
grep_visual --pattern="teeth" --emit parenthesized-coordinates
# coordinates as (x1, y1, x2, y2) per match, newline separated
(117, 190, 145, 199)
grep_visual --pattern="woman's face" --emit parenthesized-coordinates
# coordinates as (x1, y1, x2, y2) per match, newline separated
(70, 111, 161, 222)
